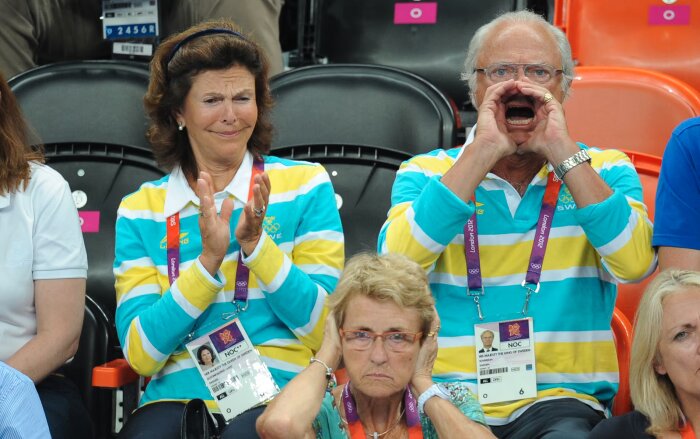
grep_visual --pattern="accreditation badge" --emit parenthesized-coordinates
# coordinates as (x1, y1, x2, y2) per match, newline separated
(475, 318, 537, 404)
(186, 319, 279, 422)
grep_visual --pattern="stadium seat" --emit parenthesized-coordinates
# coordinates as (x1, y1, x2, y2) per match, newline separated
(44, 142, 164, 437)
(565, 66, 700, 156)
(611, 307, 633, 416)
(44, 142, 165, 319)
(269, 64, 458, 155)
(271, 144, 410, 257)
(8, 60, 151, 150)
(57, 296, 115, 438)
(615, 150, 661, 326)
(312, 0, 525, 110)
(554, 0, 700, 93)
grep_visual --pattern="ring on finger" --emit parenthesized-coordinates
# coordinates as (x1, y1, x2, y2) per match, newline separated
(427, 331, 436, 337)
(253, 205, 265, 217)
(543, 92, 554, 104)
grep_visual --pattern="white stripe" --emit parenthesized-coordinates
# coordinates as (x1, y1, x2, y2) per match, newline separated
(213, 287, 266, 303)
(170, 281, 203, 319)
(435, 331, 612, 348)
(259, 256, 292, 294)
(268, 172, 330, 204)
(117, 283, 161, 307)
(297, 263, 342, 278)
(153, 357, 196, 379)
(258, 338, 304, 347)
(294, 230, 344, 245)
(134, 317, 168, 363)
(293, 285, 328, 337)
(261, 356, 305, 374)
(436, 335, 474, 348)
(535, 330, 613, 343)
(599, 160, 635, 173)
(450, 226, 586, 246)
(596, 209, 638, 256)
(537, 372, 619, 384)
(429, 266, 605, 288)
(396, 163, 442, 178)
(405, 206, 446, 254)
(115, 256, 155, 275)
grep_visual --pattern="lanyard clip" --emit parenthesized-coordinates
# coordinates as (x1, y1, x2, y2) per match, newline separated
(520, 280, 540, 315)
(468, 287, 485, 320)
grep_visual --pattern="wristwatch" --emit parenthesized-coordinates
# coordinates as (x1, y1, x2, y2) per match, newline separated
(553, 149, 592, 180)
(417, 383, 450, 414)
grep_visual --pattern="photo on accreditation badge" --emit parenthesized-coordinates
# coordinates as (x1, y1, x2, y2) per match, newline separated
(477, 327, 500, 354)
(194, 342, 219, 371)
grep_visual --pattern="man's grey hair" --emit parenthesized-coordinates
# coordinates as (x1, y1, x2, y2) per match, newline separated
(461, 10, 574, 107)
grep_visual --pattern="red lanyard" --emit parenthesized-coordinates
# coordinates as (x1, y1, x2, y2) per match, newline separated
(166, 156, 264, 307)
(343, 383, 423, 439)
(681, 422, 697, 439)
(464, 172, 562, 319)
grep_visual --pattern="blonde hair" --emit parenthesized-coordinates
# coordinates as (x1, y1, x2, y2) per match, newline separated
(630, 270, 700, 435)
(327, 253, 435, 337)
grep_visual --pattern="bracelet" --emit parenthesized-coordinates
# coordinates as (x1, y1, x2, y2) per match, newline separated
(310, 357, 336, 390)
(417, 383, 450, 414)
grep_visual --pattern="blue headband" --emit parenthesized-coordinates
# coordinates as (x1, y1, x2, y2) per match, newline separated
(165, 28, 247, 76)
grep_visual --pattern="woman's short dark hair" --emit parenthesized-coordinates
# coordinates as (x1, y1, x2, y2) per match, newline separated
(196, 344, 215, 365)
(144, 19, 274, 181)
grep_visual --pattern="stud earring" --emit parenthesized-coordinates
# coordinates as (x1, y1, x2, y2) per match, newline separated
(178, 122, 185, 131)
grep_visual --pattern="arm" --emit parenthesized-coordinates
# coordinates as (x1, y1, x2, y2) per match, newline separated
(379, 81, 523, 268)
(0, 363, 51, 438)
(242, 163, 344, 350)
(654, 120, 700, 271)
(411, 315, 495, 439)
(515, 82, 655, 281)
(115, 173, 231, 376)
(6, 279, 84, 382)
(257, 313, 342, 439)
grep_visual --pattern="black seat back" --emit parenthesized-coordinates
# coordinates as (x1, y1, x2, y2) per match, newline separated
(272, 144, 408, 257)
(44, 142, 165, 318)
(8, 60, 151, 150)
(270, 64, 458, 155)
(314, 0, 525, 110)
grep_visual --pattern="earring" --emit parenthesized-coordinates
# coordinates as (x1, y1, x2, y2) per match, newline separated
(178, 122, 185, 131)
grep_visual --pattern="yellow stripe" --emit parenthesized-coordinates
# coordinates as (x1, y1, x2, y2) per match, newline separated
(292, 240, 344, 270)
(257, 343, 314, 368)
(434, 341, 617, 375)
(267, 163, 325, 193)
(602, 216, 654, 279)
(177, 264, 222, 310)
(484, 388, 602, 419)
(126, 323, 166, 375)
(296, 304, 329, 352)
(121, 185, 167, 213)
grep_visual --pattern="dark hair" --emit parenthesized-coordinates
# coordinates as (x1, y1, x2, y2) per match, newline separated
(144, 19, 273, 181)
(0, 72, 43, 196)
(196, 344, 215, 365)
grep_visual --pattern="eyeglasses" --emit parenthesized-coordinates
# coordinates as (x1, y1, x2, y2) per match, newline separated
(474, 63, 563, 84)
(339, 329, 423, 352)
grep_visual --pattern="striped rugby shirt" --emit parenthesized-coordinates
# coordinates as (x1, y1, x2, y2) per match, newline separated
(114, 152, 344, 410)
(379, 144, 655, 424)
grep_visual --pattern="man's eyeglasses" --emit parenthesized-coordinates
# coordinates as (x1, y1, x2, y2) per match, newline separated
(474, 63, 563, 84)
(339, 329, 423, 352)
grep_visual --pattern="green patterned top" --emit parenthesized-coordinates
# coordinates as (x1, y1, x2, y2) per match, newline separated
(312, 382, 488, 438)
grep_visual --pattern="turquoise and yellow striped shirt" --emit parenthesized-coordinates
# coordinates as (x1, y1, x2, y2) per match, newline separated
(378, 144, 655, 425)
(114, 153, 344, 410)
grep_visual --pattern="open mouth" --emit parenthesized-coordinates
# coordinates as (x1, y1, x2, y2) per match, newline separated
(504, 95, 536, 127)
(505, 106, 535, 125)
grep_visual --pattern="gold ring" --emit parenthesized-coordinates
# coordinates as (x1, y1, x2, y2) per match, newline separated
(543, 92, 554, 104)
(427, 331, 436, 337)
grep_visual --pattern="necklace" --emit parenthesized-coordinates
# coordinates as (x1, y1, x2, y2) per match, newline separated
(366, 407, 405, 439)
(339, 406, 406, 439)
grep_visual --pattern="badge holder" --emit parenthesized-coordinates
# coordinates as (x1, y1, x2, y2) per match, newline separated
(186, 319, 279, 422)
(102, 0, 160, 61)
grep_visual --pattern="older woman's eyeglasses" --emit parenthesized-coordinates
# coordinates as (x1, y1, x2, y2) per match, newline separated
(475, 63, 563, 84)
(340, 329, 423, 352)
